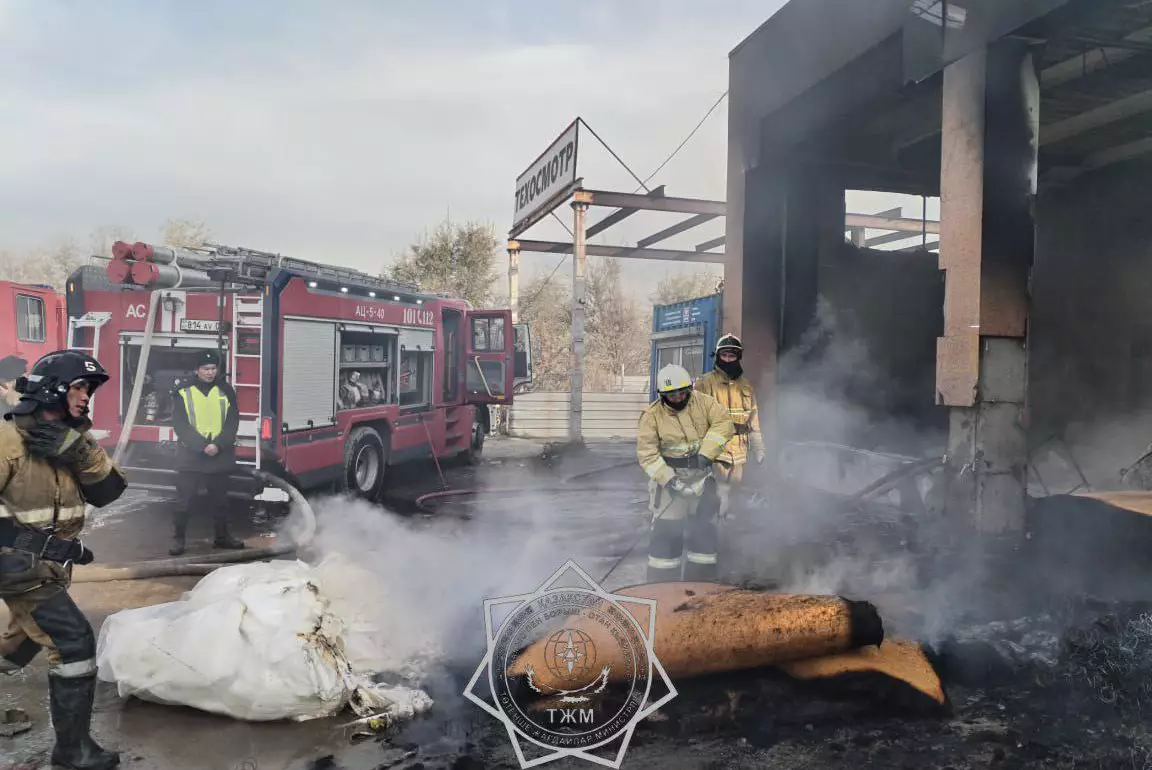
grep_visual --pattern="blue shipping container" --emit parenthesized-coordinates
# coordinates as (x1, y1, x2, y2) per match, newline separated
(649, 293, 723, 401)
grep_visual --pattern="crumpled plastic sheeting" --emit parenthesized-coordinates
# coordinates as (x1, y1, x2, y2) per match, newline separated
(96, 559, 433, 723)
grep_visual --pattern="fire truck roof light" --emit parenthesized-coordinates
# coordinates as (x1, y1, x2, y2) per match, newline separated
(393, 295, 401, 301)
(416, 299, 423, 305)
(340, 287, 349, 293)
(369, 291, 376, 298)
(308, 281, 317, 288)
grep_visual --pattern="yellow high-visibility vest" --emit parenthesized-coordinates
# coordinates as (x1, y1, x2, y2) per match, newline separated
(180, 385, 228, 440)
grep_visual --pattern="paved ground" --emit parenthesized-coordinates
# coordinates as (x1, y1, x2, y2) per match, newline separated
(4, 436, 1152, 770)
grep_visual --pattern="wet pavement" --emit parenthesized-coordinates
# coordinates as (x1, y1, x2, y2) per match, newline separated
(5, 436, 1152, 769)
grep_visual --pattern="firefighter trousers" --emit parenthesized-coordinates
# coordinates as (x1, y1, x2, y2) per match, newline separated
(646, 477, 719, 583)
(713, 461, 746, 518)
(0, 551, 96, 678)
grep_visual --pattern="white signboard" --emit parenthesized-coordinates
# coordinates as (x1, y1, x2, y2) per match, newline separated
(512, 120, 579, 229)
(180, 319, 220, 333)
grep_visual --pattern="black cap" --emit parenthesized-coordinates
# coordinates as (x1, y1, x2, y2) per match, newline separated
(195, 350, 221, 369)
(0, 355, 27, 381)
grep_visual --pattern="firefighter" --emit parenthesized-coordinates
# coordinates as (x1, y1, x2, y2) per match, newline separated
(0, 355, 27, 419)
(637, 363, 735, 582)
(694, 333, 765, 517)
(0, 350, 127, 770)
(168, 350, 244, 556)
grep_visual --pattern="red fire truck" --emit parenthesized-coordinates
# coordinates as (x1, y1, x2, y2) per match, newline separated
(66, 241, 532, 500)
(0, 281, 66, 373)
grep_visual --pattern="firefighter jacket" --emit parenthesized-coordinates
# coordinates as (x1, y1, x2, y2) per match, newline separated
(637, 391, 735, 487)
(171, 379, 239, 472)
(0, 415, 127, 541)
(694, 369, 764, 465)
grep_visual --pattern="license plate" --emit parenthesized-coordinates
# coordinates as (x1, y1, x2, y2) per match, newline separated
(180, 319, 220, 333)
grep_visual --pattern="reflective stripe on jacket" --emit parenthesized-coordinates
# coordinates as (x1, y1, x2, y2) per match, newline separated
(179, 385, 228, 441)
(636, 390, 735, 486)
(0, 417, 126, 538)
(694, 370, 764, 464)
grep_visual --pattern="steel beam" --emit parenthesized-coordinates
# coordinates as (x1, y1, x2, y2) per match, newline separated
(845, 214, 940, 234)
(1040, 24, 1152, 89)
(695, 235, 726, 252)
(516, 239, 725, 264)
(581, 189, 726, 216)
(636, 214, 718, 248)
(585, 185, 664, 239)
(865, 230, 922, 248)
(1042, 88, 1152, 146)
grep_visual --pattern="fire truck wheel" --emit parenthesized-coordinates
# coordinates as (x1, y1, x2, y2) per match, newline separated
(463, 412, 486, 465)
(342, 426, 388, 500)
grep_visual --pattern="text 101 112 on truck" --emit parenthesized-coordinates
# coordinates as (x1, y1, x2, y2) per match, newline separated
(65, 240, 533, 501)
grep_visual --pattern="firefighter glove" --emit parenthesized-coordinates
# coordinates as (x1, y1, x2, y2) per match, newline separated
(693, 454, 713, 471)
(667, 478, 693, 498)
(22, 421, 90, 467)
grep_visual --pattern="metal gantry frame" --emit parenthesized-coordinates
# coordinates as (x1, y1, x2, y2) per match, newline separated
(507, 183, 943, 442)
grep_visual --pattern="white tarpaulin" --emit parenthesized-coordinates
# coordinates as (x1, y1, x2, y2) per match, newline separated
(96, 559, 433, 724)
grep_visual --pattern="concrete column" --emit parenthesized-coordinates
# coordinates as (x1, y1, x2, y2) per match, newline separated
(507, 243, 521, 324)
(569, 194, 590, 444)
(937, 41, 1039, 535)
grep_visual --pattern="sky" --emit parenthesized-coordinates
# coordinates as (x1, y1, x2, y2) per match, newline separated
(0, 0, 933, 300)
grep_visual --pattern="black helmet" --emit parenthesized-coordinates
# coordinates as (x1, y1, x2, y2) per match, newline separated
(8, 350, 109, 419)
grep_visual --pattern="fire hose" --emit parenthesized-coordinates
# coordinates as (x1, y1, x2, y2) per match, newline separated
(71, 470, 316, 583)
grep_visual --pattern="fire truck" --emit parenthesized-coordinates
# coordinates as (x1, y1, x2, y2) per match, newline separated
(65, 241, 533, 500)
(0, 281, 66, 372)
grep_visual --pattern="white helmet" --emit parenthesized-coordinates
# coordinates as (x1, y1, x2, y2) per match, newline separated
(656, 364, 693, 394)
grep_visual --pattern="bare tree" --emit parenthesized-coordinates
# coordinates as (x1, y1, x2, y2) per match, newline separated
(584, 257, 650, 391)
(517, 274, 571, 391)
(162, 218, 212, 249)
(650, 269, 723, 305)
(389, 219, 500, 308)
(89, 225, 135, 257)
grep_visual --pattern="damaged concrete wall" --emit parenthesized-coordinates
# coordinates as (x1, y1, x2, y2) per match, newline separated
(785, 243, 946, 452)
(1030, 157, 1152, 448)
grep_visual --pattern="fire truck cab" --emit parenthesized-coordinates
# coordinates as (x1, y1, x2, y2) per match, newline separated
(0, 280, 65, 369)
(66, 244, 533, 501)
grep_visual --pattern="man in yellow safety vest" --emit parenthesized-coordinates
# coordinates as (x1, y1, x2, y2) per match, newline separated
(169, 350, 243, 555)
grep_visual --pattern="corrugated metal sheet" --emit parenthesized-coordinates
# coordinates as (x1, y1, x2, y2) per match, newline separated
(508, 391, 650, 440)
(283, 319, 337, 431)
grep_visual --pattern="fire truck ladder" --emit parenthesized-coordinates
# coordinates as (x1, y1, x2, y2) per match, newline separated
(198, 242, 420, 296)
(230, 294, 264, 472)
(66, 312, 112, 427)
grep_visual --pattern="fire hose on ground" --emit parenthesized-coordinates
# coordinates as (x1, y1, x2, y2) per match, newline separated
(71, 470, 317, 583)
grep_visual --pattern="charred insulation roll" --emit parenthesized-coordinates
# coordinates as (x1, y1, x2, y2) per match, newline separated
(778, 638, 947, 706)
(506, 582, 884, 684)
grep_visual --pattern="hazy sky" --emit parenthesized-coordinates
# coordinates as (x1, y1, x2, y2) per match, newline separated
(0, 0, 794, 295)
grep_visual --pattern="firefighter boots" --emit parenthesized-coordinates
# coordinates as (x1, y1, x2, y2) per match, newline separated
(47, 673, 121, 770)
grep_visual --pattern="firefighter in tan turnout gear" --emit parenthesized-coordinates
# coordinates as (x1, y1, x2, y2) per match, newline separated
(0, 350, 127, 770)
(637, 364, 735, 583)
(694, 333, 765, 517)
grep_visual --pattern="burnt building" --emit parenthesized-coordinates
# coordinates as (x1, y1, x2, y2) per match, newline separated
(724, 0, 1152, 532)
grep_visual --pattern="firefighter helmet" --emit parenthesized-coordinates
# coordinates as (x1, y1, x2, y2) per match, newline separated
(656, 364, 693, 394)
(716, 333, 743, 358)
(8, 350, 109, 418)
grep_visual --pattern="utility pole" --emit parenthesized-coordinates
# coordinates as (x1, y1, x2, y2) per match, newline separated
(570, 191, 591, 444)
